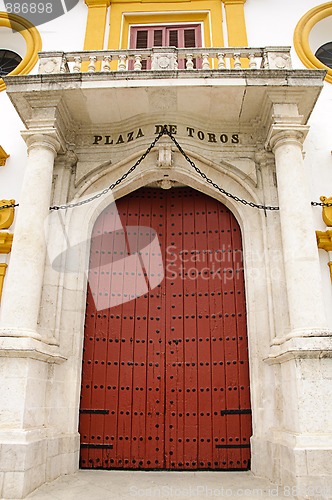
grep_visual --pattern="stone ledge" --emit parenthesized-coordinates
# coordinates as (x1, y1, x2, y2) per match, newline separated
(0, 336, 66, 364)
(4, 68, 326, 86)
(265, 333, 332, 364)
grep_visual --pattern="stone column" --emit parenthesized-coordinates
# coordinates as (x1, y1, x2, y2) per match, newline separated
(268, 126, 328, 337)
(0, 132, 60, 339)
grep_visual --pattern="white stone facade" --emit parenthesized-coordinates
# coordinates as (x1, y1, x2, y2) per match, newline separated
(1, 1, 332, 498)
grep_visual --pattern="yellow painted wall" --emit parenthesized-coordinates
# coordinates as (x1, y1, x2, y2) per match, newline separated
(84, 0, 248, 52)
(223, 0, 248, 47)
(84, 0, 111, 50)
(108, 1, 224, 49)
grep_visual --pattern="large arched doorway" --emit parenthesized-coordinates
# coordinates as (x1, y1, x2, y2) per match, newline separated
(79, 187, 252, 470)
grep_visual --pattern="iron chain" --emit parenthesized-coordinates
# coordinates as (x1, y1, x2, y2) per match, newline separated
(0, 203, 20, 210)
(49, 129, 165, 211)
(163, 127, 280, 211)
(311, 201, 332, 207)
(1, 125, 331, 212)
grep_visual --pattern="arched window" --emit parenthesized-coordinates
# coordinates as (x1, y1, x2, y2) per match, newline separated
(294, 3, 332, 84)
(0, 12, 41, 92)
(0, 49, 22, 77)
(315, 42, 332, 69)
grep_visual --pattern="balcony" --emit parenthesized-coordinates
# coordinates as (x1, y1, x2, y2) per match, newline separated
(38, 46, 293, 74)
(4, 45, 325, 158)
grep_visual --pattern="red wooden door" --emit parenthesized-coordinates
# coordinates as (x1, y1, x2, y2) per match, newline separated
(79, 187, 252, 470)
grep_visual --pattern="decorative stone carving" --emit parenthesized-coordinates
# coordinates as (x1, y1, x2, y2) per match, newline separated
(157, 144, 173, 169)
(118, 55, 127, 70)
(133, 55, 142, 71)
(151, 50, 177, 70)
(262, 47, 292, 69)
(65, 150, 78, 171)
(88, 56, 97, 73)
(38, 52, 67, 74)
(36, 47, 295, 76)
(157, 179, 175, 190)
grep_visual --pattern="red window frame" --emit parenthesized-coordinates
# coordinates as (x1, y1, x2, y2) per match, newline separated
(129, 24, 202, 69)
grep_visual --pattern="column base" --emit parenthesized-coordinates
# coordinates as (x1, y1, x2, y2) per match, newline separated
(0, 429, 79, 499)
(0, 335, 66, 363)
(251, 434, 332, 499)
(0, 327, 42, 341)
(266, 333, 332, 364)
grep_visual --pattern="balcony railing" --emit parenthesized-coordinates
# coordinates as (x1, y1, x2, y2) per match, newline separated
(38, 46, 292, 74)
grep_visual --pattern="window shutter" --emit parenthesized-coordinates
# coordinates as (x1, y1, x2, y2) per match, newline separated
(184, 29, 196, 48)
(130, 24, 202, 69)
(136, 31, 148, 49)
(154, 30, 163, 47)
(169, 30, 179, 48)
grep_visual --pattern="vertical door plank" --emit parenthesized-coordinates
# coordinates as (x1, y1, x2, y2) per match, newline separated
(182, 190, 198, 469)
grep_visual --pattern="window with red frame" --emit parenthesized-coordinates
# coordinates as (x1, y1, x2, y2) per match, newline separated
(130, 25, 202, 69)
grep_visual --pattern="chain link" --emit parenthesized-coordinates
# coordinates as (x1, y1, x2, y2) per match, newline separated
(0, 203, 19, 210)
(1, 125, 331, 212)
(49, 129, 165, 211)
(311, 201, 332, 207)
(162, 127, 280, 211)
(0, 203, 19, 211)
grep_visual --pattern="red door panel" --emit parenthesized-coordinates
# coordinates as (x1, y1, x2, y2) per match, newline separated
(79, 187, 252, 470)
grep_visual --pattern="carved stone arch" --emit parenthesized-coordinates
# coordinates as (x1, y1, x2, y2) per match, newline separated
(53, 152, 269, 352)
(56, 150, 270, 353)
(42, 148, 276, 479)
(72, 148, 264, 238)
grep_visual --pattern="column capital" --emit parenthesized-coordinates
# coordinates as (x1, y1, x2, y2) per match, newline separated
(265, 124, 309, 152)
(21, 130, 62, 156)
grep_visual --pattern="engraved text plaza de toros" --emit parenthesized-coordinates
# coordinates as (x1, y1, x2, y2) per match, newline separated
(93, 124, 240, 146)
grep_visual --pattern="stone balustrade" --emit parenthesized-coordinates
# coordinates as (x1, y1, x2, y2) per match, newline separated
(38, 46, 292, 74)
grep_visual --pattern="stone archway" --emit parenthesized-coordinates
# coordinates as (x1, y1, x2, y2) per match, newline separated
(78, 186, 252, 471)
